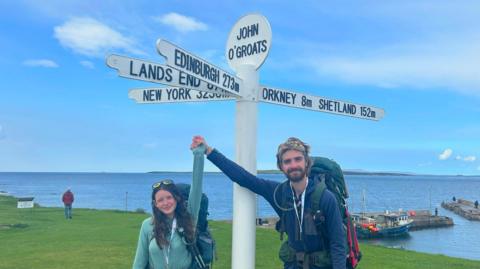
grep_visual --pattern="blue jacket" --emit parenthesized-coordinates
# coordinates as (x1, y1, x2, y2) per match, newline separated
(208, 149, 346, 269)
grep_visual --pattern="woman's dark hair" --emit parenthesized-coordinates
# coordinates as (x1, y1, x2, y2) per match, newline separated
(151, 181, 195, 248)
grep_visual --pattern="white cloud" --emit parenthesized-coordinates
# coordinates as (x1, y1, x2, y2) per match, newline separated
(80, 60, 94, 69)
(438, 149, 452, 160)
(307, 35, 480, 96)
(455, 155, 462, 160)
(154, 13, 208, 33)
(312, 40, 480, 95)
(23, 59, 59, 68)
(54, 17, 143, 57)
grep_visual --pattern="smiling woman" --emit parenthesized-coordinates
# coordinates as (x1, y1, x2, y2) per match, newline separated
(150, 180, 193, 247)
(132, 179, 198, 269)
(132, 145, 206, 269)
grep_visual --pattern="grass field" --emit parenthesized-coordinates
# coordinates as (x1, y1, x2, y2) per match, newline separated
(1, 195, 480, 269)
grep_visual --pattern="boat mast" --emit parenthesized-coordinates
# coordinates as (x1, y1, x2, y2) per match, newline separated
(362, 189, 366, 217)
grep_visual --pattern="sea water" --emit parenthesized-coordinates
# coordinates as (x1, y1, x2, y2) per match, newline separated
(1, 172, 479, 261)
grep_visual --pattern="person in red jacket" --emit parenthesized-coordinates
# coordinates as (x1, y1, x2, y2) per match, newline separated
(62, 188, 74, 219)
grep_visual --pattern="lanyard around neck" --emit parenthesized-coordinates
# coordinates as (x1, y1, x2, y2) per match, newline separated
(290, 178, 308, 235)
(163, 218, 177, 267)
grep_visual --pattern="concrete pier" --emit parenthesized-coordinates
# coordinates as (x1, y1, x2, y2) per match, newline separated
(442, 199, 480, 221)
(407, 210, 454, 230)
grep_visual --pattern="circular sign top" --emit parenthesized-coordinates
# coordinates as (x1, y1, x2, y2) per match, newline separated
(226, 14, 272, 71)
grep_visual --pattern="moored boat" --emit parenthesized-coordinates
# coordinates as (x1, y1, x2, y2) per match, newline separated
(352, 211, 413, 239)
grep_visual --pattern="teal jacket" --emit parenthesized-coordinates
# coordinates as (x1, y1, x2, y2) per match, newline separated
(132, 147, 205, 269)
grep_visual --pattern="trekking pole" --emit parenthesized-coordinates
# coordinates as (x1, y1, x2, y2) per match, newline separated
(191, 144, 207, 269)
(191, 144, 205, 220)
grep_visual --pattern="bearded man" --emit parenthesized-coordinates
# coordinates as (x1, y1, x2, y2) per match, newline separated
(191, 136, 345, 269)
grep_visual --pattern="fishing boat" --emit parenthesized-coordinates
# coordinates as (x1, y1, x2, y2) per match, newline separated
(352, 211, 413, 239)
(352, 189, 413, 239)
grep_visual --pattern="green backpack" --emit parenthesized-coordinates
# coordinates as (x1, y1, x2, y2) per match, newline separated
(309, 156, 349, 218)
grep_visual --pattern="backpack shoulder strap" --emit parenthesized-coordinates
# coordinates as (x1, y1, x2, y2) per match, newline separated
(310, 174, 327, 213)
(309, 174, 331, 251)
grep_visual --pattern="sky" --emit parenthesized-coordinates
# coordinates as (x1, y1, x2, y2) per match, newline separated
(0, 0, 479, 175)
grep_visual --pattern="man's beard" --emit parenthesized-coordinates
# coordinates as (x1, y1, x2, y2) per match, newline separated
(285, 167, 306, 183)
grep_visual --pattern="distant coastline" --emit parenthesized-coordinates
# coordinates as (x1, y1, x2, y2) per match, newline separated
(148, 170, 415, 176)
(146, 170, 480, 177)
(0, 171, 477, 176)
(258, 170, 415, 176)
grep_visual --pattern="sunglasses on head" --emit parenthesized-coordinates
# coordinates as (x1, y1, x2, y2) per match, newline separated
(152, 179, 174, 189)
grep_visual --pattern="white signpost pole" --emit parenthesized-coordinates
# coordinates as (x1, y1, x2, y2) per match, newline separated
(227, 14, 272, 269)
(233, 65, 258, 269)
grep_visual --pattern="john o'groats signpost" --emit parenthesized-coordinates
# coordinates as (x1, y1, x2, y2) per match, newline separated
(107, 13, 384, 269)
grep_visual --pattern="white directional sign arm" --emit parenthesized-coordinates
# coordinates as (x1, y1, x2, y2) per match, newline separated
(128, 87, 235, 104)
(106, 54, 237, 97)
(156, 39, 244, 97)
(259, 86, 385, 121)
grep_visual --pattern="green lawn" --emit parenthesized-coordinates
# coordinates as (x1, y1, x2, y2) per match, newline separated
(1, 195, 479, 269)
